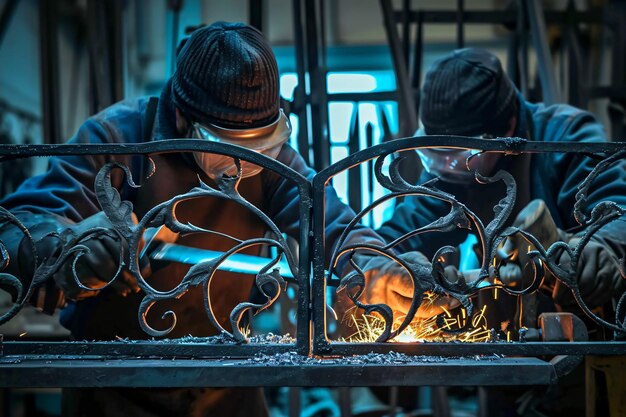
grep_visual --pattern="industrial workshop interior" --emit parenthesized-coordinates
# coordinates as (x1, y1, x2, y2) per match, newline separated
(1, 0, 626, 416)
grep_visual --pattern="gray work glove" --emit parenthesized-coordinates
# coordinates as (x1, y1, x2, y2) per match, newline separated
(501, 199, 566, 288)
(550, 235, 625, 309)
(51, 211, 145, 301)
(504, 200, 625, 309)
(358, 251, 460, 319)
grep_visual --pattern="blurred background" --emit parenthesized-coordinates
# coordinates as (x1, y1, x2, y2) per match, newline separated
(1, 0, 625, 416)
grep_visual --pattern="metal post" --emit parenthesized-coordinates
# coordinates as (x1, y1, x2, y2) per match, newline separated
(305, 0, 330, 171)
(525, 0, 562, 105)
(0, 0, 19, 48)
(411, 10, 423, 97)
(39, 0, 61, 144)
(111, 0, 125, 103)
(168, 0, 184, 74)
(456, 0, 465, 48)
(608, 1, 626, 140)
(402, 0, 411, 64)
(348, 107, 361, 213)
(564, 0, 585, 108)
(248, 0, 263, 32)
(291, 0, 311, 165)
(87, 0, 126, 114)
(380, 0, 418, 136)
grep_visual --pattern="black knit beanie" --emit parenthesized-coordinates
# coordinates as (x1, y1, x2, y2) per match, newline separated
(172, 21, 279, 129)
(420, 48, 517, 136)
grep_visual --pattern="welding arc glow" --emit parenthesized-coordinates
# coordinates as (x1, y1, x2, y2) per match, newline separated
(342, 294, 491, 343)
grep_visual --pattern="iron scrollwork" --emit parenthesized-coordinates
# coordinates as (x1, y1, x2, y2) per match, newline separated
(327, 138, 626, 343)
(0, 141, 307, 344)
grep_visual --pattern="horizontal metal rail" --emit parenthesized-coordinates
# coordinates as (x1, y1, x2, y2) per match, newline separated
(0, 356, 556, 387)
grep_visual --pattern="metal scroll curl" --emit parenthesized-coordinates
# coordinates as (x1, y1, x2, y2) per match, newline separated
(95, 157, 298, 343)
(330, 150, 535, 342)
(0, 207, 128, 324)
(330, 147, 626, 342)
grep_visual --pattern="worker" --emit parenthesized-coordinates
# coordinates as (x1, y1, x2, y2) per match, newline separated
(0, 21, 385, 417)
(363, 47, 626, 328)
(357, 47, 626, 417)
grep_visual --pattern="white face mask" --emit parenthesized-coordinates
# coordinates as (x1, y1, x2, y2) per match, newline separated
(190, 109, 291, 180)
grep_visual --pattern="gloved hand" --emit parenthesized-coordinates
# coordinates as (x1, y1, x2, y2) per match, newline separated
(504, 200, 625, 309)
(51, 211, 145, 301)
(550, 235, 624, 308)
(359, 251, 461, 319)
(501, 199, 566, 288)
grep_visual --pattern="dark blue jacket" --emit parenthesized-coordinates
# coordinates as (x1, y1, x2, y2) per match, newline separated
(0, 81, 382, 339)
(377, 95, 626, 304)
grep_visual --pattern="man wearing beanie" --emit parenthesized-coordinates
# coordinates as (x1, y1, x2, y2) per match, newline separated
(0, 22, 385, 416)
(374, 47, 625, 315)
(369, 48, 626, 416)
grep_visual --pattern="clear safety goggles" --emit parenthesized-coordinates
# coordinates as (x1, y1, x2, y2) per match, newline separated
(191, 109, 292, 179)
(415, 134, 500, 184)
(192, 108, 291, 151)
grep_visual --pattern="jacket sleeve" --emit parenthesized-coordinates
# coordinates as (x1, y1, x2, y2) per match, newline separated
(0, 118, 131, 310)
(540, 109, 626, 304)
(263, 145, 385, 273)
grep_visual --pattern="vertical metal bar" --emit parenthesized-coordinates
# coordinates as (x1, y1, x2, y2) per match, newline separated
(306, 0, 330, 170)
(111, 0, 125, 103)
(168, 0, 184, 75)
(608, 0, 626, 140)
(248, 0, 263, 32)
(288, 387, 301, 417)
(565, 0, 583, 107)
(39, 0, 62, 144)
(291, 0, 311, 165)
(380, 0, 418, 136)
(338, 387, 352, 417)
(296, 186, 312, 355)
(412, 11, 423, 111)
(518, 0, 529, 97)
(378, 104, 394, 143)
(311, 174, 330, 354)
(87, 0, 110, 113)
(610, 2, 625, 91)
(87, 0, 125, 114)
(456, 0, 465, 49)
(347, 106, 361, 213)
(525, 0, 562, 105)
(388, 386, 399, 416)
(365, 122, 374, 226)
(319, 0, 327, 69)
(402, 0, 411, 64)
(0, 0, 19, 48)
(507, 22, 520, 88)
(477, 387, 488, 417)
(432, 387, 451, 417)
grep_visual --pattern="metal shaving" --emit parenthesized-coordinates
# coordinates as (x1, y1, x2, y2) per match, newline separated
(110, 332, 295, 345)
(245, 351, 504, 366)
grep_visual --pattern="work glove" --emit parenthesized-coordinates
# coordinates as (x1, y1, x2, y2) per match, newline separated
(550, 235, 625, 309)
(357, 251, 461, 319)
(504, 199, 625, 309)
(50, 211, 145, 301)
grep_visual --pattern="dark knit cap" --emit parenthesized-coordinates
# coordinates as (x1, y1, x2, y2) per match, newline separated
(172, 21, 279, 129)
(420, 48, 517, 136)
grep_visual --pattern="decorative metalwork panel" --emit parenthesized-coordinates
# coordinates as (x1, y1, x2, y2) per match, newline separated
(1, 137, 626, 361)
(312, 136, 626, 354)
(0, 140, 311, 355)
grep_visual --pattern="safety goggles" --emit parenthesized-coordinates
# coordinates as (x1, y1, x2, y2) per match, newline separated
(191, 109, 291, 153)
(415, 134, 500, 184)
(191, 109, 291, 179)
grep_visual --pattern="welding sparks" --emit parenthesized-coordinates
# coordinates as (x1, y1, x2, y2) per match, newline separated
(342, 299, 491, 343)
